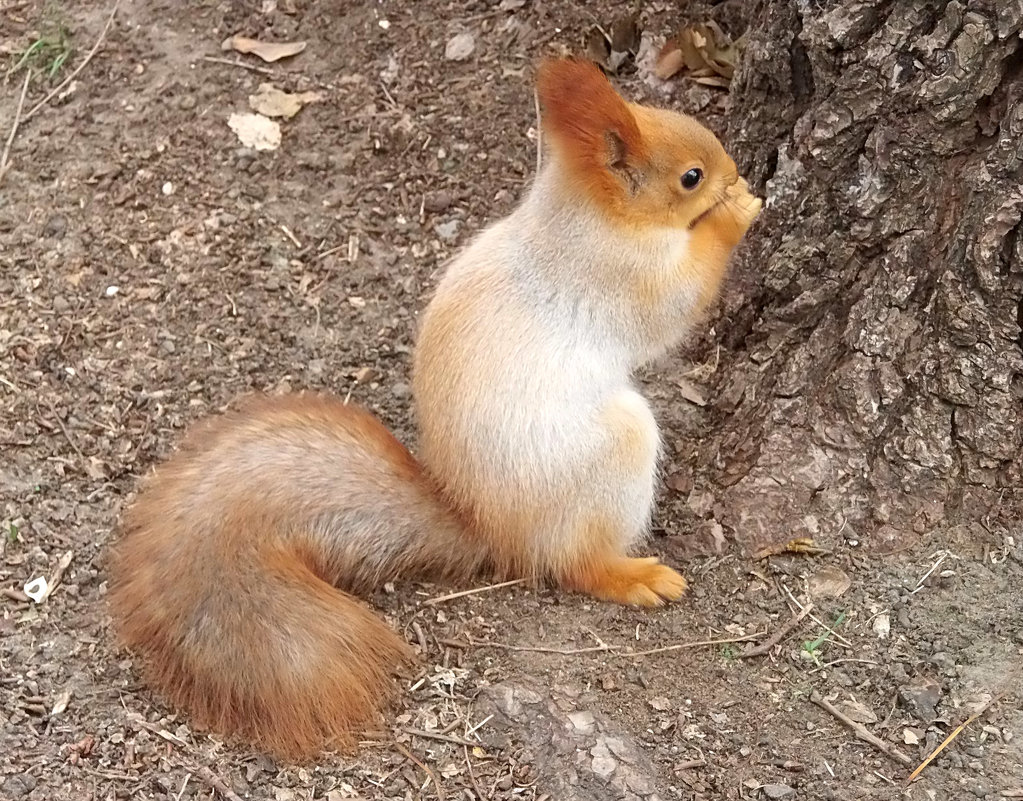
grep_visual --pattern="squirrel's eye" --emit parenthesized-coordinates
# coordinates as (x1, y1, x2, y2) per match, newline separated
(681, 168, 703, 190)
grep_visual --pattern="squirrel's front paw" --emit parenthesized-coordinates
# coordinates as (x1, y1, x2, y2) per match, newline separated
(564, 556, 688, 607)
(726, 179, 763, 227)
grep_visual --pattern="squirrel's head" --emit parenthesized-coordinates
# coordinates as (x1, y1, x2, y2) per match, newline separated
(535, 58, 757, 235)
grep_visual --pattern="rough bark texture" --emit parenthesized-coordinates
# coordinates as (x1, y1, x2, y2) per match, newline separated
(698, 0, 1023, 550)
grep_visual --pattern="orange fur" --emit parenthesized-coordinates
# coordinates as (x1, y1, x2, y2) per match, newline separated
(536, 59, 651, 210)
(109, 394, 485, 760)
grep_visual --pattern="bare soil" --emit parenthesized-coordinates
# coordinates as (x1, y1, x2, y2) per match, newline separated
(1, 2, 1020, 800)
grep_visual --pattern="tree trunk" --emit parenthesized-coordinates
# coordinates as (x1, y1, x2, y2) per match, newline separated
(698, 1, 1022, 550)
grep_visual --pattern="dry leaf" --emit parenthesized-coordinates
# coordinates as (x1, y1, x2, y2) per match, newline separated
(652, 21, 744, 87)
(676, 377, 707, 407)
(222, 34, 306, 62)
(249, 83, 323, 119)
(691, 75, 732, 89)
(50, 688, 73, 717)
(227, 112, 281, 151)
(654, 45, 685, 80)
(444, 32, 475, 61)
(839, 699, 878, 725)
(808, 565, 852, 598)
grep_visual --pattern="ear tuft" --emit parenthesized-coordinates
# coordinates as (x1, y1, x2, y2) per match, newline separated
(535, 58, 648, 175)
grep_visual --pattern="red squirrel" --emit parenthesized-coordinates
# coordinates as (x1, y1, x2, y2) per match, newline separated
(109, 59, 762, 760)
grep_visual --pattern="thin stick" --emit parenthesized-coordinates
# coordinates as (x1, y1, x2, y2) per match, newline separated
(188, 764, 244, 801)
(533, 87, 543, 173)
(805, 611, 853, 647)
(42, 550, 74, 601)
(908, 696, 1000, 783)
(2, 587, 30, 602)
(739, 602, 815, 658)
(463, 744, 485, 801)
(423, 577, 528, 606)
(23, 2, 121, 123)
(280, 223, 302, 248)
(46, 401, 86, 462)
(0, 69, 32, 187)
(445, 631, 763, 657)
(402, 728, 475, 747)
(820, 658, 878, 668)
(395, 741, 446, 801)
(625, 632, 764, 658)
(809, 691, 912, 767)
(466, 637, 611, 656)
(201, 55, 275, 77)
(464, 714, 493, 738)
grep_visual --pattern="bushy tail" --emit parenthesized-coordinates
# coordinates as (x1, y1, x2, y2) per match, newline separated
(108, 394, 483, 760)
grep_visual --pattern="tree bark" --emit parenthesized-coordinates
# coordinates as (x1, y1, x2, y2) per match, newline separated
(699, 1, 1023, 549)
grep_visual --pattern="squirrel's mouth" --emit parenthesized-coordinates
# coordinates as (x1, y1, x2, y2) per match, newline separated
(688, 201, 719, 230)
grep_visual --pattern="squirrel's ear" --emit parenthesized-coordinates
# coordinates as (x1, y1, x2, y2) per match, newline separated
(535, 59, 649, 179)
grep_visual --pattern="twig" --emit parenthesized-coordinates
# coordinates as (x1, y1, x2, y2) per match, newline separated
(739, 602, 815, 658)
(911, 550, 952, 594)
(445, 631, 763, 658)
(2, 587, 31, 603)
(0, 69, 31, 187)
(908, 695, 1001, 783)
(809, 691, 912, 767)
(463, 744, 485, 801)
(395, 741, 446, 801)
(423, 577, 529, 606)
(201, 55, 275, 77)
(625, 632, 764, 658)
(403, 728, 475, 747)
(820, 658, 878, 668)
(464, 714, 493, 738)
(188, 764, 244, 801)
(463, 636, 612, 655)
(279, 223, 302, 248)
(46, 401, 86, 462)
(781, 585, 851, 647)
(42, 550, 74, 601)
(23, 2, 121, 123)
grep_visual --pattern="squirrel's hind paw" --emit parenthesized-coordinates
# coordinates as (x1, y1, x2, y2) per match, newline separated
(564, 556, 688, 607)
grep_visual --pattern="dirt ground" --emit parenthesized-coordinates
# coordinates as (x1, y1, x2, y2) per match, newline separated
(1, 1, 1021, 800)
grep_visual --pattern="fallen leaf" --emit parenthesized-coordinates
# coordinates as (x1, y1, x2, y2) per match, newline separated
(651, 21, 744, 87)
(444, 31, 475, 61)
(248, 82, 323, 119)
(808, 565, 852, 598)
(609, 9, 641, 53)
(584, 26, 612, 66)
(654, 45, 685, 80)
(352, 366, 380, 384)
(228, 112, 281, 151)
(903, 727, 923, 745)
(664, 473, 693, 493)
(222, 34, 306, 62)
(50, 688, 73, 717)
(839, 699, 878, 724)
(676, 377, 707, 406)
